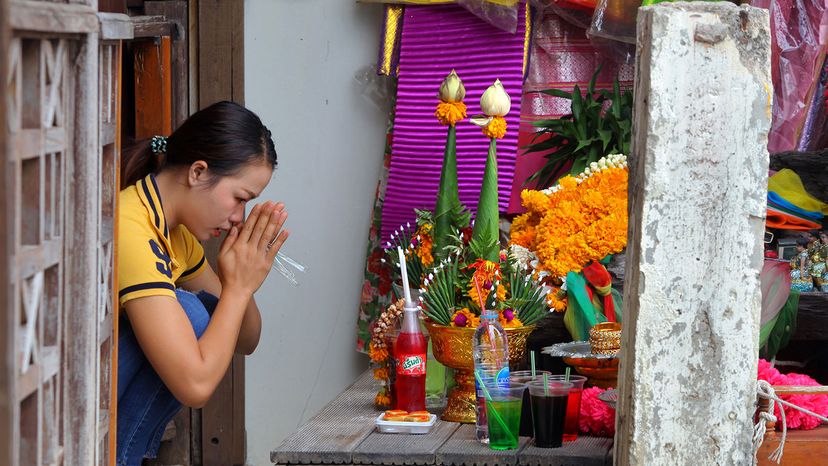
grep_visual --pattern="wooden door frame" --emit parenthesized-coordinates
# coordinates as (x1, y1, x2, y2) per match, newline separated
(194, 2, 247, 464)
(0, 0, 11, 462)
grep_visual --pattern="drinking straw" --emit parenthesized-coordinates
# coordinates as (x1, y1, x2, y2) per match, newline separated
(530, 351, 536, 377)
(397, 247, 413, 306)
(543, 372, 549, 396)
(472, 276, 486, 311)
(565, 367, 571, 382)
(474, 370, 516, 445)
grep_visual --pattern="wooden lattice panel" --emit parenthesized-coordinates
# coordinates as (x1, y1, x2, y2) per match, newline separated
(6, 9, 124, 465)
(8, 36, 68, 466)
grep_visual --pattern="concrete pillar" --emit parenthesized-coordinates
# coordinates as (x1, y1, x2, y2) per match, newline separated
(615, 3, 771, 465)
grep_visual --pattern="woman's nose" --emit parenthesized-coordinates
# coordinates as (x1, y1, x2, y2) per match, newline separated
(229, 205, 245, 224)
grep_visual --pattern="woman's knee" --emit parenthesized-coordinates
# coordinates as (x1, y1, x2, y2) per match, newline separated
(174, 290, 211, 338)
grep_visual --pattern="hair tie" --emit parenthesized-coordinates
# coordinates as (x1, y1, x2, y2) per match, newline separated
(150, 135, 168, 155)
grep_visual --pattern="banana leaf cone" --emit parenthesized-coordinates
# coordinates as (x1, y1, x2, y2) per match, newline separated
(469, 139, 501, 263)
(432, 125, 470, 262)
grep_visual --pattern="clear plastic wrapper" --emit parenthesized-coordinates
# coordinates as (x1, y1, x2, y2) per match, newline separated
(269, 250, 307, 287)
(354, 65, 397, 112)
(586, 0, 640, 44)
(457, 0, 521, 33)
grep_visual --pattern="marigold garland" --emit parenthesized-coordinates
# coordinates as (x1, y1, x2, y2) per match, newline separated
(510, 162, 628, 279)
(435, 101, 467, 126)
(368, 299, 404, 408)
(482, 116, 507, 139)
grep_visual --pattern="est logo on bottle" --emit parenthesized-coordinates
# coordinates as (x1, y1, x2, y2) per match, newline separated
(397, 354, 426, 375)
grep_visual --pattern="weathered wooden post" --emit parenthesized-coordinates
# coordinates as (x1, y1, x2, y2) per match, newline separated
(615, 3, 772, 465)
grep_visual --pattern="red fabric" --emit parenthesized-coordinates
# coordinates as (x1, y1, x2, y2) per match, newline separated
(582, 261, 615, 322)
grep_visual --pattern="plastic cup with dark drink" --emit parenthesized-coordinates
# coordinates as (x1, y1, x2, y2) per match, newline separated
(510, 370, 551, 437)
(528, 379, 573, 448)
(544, 374, 587, 442)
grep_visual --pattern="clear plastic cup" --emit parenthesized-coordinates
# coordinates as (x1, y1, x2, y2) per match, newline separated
(527, 379, 573, 448)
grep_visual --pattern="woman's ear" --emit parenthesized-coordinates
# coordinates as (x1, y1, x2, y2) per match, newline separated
(188, 160, 209, 187)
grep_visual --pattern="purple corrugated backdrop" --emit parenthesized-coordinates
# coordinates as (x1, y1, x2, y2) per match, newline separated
(381, 3, 526, 243)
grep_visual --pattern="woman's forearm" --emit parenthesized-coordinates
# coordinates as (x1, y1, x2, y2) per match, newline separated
(189, 289, 251, 404)
(235, 297, 262, 354)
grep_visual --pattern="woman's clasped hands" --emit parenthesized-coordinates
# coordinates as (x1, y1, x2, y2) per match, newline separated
(217, 201, 290, 296)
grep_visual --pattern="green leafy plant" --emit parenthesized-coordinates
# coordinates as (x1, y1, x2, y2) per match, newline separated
(525, 68, 633, 189)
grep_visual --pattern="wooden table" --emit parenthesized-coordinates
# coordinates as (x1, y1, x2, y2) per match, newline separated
(272, 371, 613, 465)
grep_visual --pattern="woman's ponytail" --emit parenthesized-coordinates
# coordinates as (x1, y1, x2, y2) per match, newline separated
(121, 138, 161, 190)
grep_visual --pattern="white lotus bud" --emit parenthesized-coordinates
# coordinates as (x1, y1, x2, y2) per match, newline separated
(438, 69, 466, 103)
(479, 79, 511, 117)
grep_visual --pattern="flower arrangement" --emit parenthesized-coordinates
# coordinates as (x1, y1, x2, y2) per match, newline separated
(509, 153, 629, 340)
(385, 70, 472, 286)
(415, 77, 552, 328)
(418, 247, 551, 328)
(368, 299, 404, 408)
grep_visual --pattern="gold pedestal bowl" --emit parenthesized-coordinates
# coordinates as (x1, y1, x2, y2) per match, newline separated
(425, 322, 535, 423)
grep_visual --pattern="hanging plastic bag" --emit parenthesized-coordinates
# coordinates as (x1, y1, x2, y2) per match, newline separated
(587, 0, 640, 44)
(457, 0, 521, 33)
(751, 0, 828, 153)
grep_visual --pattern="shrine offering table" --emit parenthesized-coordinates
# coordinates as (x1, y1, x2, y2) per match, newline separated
(272, 370, 613, 465)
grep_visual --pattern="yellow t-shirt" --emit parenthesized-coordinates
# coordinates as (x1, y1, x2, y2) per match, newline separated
(118, 174, 208, 307)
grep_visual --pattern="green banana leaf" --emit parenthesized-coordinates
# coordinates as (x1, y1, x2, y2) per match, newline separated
(470, 138, 500, 262)
(432, 125, 470, 262)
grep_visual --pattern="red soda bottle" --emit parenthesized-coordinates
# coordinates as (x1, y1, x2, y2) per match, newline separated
(393, 305, 426, 412)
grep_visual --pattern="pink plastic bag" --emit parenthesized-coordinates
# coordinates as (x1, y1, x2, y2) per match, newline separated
(752, 0, 828, 153)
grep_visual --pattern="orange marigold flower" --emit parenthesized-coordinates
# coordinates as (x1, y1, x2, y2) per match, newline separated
(496, 284, 507, 301)
(414, 223, 434, 267)
(510, 165, 628, 279)
(499, 311, 524, 328)
(369, 343, 389, 363)
(375, 390, 392, 408)
(482, 116, 507, 139)
(451, 308, 477, 327)
(546, 287, 568, 312)
(435, 101, 467, 126)
(373, 367, 390, 380)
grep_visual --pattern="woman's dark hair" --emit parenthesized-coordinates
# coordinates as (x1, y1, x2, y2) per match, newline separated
(121, 101, 277, 189)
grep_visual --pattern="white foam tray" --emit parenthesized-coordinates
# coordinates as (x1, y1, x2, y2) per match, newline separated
(375, 413, 437, 434)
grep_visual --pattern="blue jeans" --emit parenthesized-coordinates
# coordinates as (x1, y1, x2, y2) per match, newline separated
(117, 289, 218, 466)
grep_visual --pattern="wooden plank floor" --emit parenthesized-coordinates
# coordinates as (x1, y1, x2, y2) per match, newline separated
(272, 370, 613, 465)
